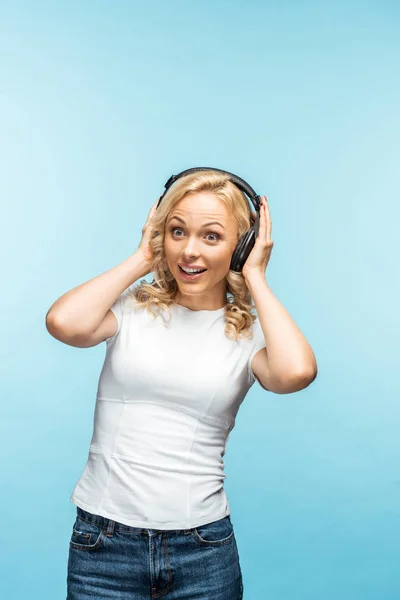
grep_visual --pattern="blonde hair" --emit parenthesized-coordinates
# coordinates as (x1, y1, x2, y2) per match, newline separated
(132, 169, 259, 341)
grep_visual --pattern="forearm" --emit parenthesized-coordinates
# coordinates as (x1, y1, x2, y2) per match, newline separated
(46, 251, 149, 336)
(245, 272, 318, 380)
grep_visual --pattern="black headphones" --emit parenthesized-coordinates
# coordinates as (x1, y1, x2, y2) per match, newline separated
(156, 167, 262, 273)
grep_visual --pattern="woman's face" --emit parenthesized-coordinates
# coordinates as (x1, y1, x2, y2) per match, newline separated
(164, 192, 239, 310)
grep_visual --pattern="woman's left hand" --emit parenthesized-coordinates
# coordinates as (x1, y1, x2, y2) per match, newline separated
(241, 196, 274, 280)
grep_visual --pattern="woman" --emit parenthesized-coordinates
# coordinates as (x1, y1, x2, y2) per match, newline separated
(46, 168, 317, 599)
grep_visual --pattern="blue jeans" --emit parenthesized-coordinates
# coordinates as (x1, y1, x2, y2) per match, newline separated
(67, 506, 244, 599)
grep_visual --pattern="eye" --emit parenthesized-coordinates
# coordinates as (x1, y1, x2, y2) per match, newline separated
(171, 227, 183, 237)
(171, 227, 220, 242)
(206, 232, 220, 242)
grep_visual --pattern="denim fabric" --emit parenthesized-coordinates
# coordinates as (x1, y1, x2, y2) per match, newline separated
(67, 506, 244, 599)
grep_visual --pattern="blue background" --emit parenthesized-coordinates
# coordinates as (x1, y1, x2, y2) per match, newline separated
(1, 1, 399, 598)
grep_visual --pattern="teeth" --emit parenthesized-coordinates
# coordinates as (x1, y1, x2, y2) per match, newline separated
(181, 267, 204, 273)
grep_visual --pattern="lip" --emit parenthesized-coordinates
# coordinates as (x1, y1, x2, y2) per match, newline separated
(178, 264, 207, 269)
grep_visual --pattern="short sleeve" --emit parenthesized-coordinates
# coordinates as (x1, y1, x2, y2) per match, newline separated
(105, 282, 139, 344)
(247, 317, 267, 385)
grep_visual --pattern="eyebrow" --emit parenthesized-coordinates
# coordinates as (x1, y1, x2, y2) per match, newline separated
(168, 216, 225, 228)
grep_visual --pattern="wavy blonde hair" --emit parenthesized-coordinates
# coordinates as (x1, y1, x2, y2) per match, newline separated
(131, 169, 259, 341)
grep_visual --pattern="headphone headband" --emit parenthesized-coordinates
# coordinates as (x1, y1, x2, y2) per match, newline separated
(157, 166, 261, 213)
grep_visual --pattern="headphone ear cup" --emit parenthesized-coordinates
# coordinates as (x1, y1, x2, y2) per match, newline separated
(229, 211, 260, 273)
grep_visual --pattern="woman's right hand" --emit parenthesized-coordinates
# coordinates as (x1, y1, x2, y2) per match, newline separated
(136, 198, 161, 271)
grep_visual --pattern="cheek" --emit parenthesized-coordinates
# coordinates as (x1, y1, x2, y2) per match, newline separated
(164, 238, 175, 256)
(216, 246, 233, 262)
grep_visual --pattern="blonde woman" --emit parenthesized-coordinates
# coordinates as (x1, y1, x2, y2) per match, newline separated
(46, 168, 317, 599)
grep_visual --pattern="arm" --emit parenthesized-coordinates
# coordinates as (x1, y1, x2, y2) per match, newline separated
(46, 251, 149, 339)
(246, 272, 318, 393)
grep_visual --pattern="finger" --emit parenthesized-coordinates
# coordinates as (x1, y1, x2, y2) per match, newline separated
(261, 201, 271, 243)
(266, 198, 272, 239)
(258, 204, 266, 238)
(261, 196, 271, 237)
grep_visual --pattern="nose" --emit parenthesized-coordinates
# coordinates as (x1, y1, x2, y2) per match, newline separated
(182, 236, 201, 258)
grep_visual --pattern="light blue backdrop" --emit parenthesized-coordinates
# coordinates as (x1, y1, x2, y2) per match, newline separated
(1, 1, 399, 598)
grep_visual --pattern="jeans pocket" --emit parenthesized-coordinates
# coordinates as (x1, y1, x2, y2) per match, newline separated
(69, 516, 105, 551)
(192, 515, 234, 546)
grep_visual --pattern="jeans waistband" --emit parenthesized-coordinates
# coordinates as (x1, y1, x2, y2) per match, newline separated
(76, 506, 200, 535)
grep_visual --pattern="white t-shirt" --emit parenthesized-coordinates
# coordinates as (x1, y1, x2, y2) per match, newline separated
(70, 282, 267, 530)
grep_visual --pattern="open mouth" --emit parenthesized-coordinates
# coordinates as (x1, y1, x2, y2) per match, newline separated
(178, 265, 207, 279)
